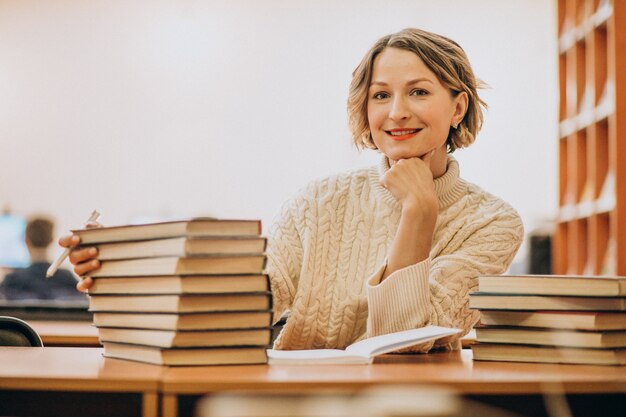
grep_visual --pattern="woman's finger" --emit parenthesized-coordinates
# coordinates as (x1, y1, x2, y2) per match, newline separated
(73, 259, 100, 277)
(58, 234, 80, 249)
(68, 247, 99, 265)
(76, 276, 94, 292)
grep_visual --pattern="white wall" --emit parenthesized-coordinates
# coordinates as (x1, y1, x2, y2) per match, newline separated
(0, 0, 557, 263)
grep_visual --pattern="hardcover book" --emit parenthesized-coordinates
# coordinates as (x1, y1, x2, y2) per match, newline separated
(475, 326, 626, 348)
(98, 327, 272, 348)
(478, 274, 626, 296)
(92, 311, 272, 330)
(471, 343, 626, 365)
(89, 274, 269, 295)
(479, 310, 626, 331)
(73, 218, 261, 244)
(89, 293, 272, 313)
(469, 293, 626, 311)
(94, 236, 267, 260)
(102, 342, 268, 366)
(91, 255, 266, 277)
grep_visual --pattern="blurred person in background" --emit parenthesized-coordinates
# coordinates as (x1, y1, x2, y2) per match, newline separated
(0, 216, 84, 300)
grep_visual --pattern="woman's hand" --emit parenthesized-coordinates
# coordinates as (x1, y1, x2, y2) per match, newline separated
(379, 151, 439, 281)
(380, 151, 438, 220)
(58, 233, 100, 293)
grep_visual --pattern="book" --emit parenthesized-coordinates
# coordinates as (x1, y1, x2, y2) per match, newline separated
(97, 327, 271, 348)
(92, 311, 272, 330)
(478, 274, 626, 296)
(475, 326, 626, 348)
(88, 293, 272, 313)
(102, 342, 268, 366)
(90, 255, 267, 277)
(471, 343, 626, 365)
(266, 326, 460, 365)
(73, 218, 261, 244)
(469, 293, 626, 311)
(89, 274, 269, 295)
(479, 310, 626, 330)
(95, 236, 267, 261)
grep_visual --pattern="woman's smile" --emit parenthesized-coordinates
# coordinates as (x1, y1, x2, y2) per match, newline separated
(386, 128, 421, 141)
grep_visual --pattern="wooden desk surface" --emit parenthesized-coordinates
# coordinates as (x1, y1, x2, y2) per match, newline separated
(0, 347, 161, 392)
(29, 320, 101, 347)
(1, 347, 625, 417)
(0, 347, 162, 417)
(161, 349, 626, 396)
(2, 347, 625, 395)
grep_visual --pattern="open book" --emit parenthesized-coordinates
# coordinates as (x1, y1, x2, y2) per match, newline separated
(267, 326, 460, 365)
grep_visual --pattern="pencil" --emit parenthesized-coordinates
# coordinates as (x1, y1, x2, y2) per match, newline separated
(46, 210, 101, 278)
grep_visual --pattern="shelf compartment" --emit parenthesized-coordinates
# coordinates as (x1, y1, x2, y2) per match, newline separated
(567, 130, 588, 203)
(592, 24, 608, 106)
(576, 0, 588, 26)
(553, 221, 569, 274)
(567, 218, 588, 275)
(589, 119, 610, 199)
(559, 138, 568, 206)
(559, 54, 568, 121)
(575, 39, 588, 113)
(588, 212, 610, 275)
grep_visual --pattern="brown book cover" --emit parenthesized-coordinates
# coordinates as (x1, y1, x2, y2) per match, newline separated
(475, 326, 626, 348)
(89, 274, 269, 295)
(91, 255, 266, 277)
(470, 293, 626, 311)
(478, 274, 626, 296)
(471, 343, 626, 365)
(73, 218, 261, 244)
(479, 310, 626, 331)
(93, 310, 272, 330)
(94, 236, 267, 261)
(89, 293, 272, 313)
(97, 327, 272, 348)
(102, 342, 268, 366)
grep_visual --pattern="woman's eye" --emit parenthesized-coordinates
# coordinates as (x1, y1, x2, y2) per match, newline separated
(372, 92, 390, 100)
(410, 89, 428, 96)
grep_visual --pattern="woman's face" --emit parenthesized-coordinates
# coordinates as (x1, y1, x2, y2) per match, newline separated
(367, 47, 466, 166)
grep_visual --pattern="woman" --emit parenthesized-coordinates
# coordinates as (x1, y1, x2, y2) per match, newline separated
(62, 28, 523, 352)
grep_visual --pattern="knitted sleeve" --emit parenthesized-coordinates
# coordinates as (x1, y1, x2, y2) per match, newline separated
(366, 200, 524, 352)
(265, 195, 305, 324)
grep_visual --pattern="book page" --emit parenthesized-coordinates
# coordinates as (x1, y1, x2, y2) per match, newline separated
(267, 326, 460, 365)
(345, 326, 461, 357)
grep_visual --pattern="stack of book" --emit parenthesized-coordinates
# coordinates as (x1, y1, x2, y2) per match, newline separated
(469, 274, 626, 365)
(77, 218, 273, 366)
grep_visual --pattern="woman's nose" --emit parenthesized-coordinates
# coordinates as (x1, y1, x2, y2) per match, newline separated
(389, 96, 410, 121)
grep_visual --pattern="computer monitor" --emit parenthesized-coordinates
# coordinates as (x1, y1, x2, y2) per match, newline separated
(0, 214, 30, 269)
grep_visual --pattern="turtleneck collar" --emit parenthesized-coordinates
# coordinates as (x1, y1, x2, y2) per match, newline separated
(371, 154, 468, 210)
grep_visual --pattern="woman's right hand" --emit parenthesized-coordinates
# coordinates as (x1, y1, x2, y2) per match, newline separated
(58, 234, 100, 292)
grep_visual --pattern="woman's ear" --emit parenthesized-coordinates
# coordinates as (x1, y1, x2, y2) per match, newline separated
(452, 91, 468, 125)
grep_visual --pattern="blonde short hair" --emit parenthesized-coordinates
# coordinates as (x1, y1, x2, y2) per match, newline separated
(347, 28, 486, 152)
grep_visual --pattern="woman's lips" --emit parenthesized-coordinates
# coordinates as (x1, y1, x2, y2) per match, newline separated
(385, 128, 420, 141)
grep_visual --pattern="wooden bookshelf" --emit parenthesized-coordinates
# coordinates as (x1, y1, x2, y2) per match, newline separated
(554, 0, 625, 275)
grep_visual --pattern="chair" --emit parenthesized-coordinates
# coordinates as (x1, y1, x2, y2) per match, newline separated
(0, 316, 43, 346)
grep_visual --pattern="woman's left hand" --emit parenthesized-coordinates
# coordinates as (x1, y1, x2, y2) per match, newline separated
(379, 151, 439, 281)
(380, 150, 438, 221)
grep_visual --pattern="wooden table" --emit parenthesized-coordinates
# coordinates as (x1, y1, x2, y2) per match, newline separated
(1, 348, 625, 417)
(161, 350, 626, 417)
(0, 347, 162, 417)
(29, 320, 101, 347)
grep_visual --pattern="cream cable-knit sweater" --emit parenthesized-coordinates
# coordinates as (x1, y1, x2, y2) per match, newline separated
(267, 155, 523, 351)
